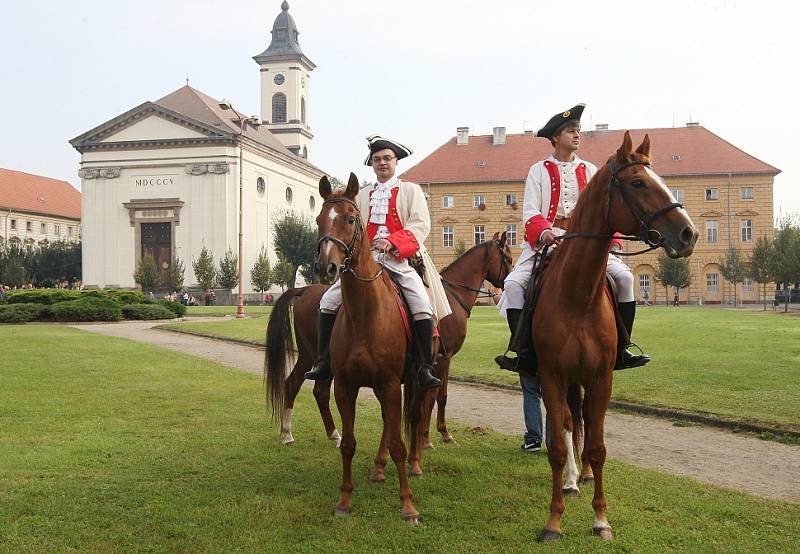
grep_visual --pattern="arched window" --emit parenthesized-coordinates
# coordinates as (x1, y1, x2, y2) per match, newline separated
(302, 146, 308, 159)
(301, 97, 306, 125)
(272, 93, 287, 123)
(309, 196, 316, 210)
(285, 187, 293, 204)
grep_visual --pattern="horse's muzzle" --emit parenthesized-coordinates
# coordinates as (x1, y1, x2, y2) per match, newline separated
(315, 261, 340, 285)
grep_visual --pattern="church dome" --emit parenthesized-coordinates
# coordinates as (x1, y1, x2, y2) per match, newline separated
(254, 1, 305, 61)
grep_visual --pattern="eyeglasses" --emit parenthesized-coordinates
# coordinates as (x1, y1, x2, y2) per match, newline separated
(371, 155, 396, 164)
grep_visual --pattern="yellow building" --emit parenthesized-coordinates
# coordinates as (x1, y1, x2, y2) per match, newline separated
(401, 124, 779, 305)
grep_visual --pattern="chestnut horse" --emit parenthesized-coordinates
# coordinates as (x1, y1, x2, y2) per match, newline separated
(302, 172, 425, 522)
(534, 132, 697, 542)
(264, 234, 513, 455)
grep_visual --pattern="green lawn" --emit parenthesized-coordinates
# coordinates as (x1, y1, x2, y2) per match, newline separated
(2, 325, 799, 552)
(161, 306, 800, 432)
(185, 305, 274, 317)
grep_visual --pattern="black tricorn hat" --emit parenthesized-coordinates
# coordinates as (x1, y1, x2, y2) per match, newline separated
(535, 104, 586, 140)
(364, 134, 413, 165)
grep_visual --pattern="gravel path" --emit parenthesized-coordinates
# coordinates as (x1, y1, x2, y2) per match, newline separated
(74, 319, 800, 502)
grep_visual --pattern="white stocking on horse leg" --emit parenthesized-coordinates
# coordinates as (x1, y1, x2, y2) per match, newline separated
(281, 408, 295, 445)
(329, 429, 342, 447)
(563, 430, 580, 496)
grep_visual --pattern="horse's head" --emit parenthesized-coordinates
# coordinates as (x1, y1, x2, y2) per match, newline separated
(486, 231, 513, 288)
(315, 172, 362, 284)
(606, 132, 698, 258)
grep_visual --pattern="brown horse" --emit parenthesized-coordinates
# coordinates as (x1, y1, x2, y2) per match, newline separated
(264, 234, 513, 454)
(296, 172, 425, 522)
(534, 132, 697, 542)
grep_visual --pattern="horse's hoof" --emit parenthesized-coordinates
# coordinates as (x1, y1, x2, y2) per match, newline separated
(579, 476, 595, 485)
(592, 527, 614, 540)
(402, 514, 420, 525)
(538, 529, 562, 543)
(369, 475, 385, 484)
(563, 486, 580, 497)
(334, 506, 351, 517)
(423, 442, 434, 450)
(409, 469, 423, 478)
(442, 435, 456, 444)
(281, 439, 295, 447)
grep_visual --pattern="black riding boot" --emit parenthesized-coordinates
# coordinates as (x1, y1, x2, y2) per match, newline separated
(618, 301, 651, 369)
(412, 318, 442, 389)
(304, 311, 337, 380)
(495, 308, 534, 372)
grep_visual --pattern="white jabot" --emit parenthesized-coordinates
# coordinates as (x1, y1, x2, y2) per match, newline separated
(551, 155, 581, 218)
(369, 176, 398, 225)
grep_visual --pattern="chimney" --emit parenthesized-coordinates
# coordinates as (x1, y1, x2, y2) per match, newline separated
(686, 121, 700, 127)
(456, 126, 469, 145)
(492, 126, 506, 145)
(595, 123, 609, 131)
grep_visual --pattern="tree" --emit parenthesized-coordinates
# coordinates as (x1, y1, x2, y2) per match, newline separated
(250, 246, 273, 294)
(272, 211, 317, 288)
(749, 236, 773, 310)
(769, 217, 800, 313)
(719, 247, 747, 307)
(452, 239, 468, 262)
(133, 255, 161, 293)
(273, 259, 295, 291)
(192, 246, 217, 292)
(217, 248, 239, 290)
(168, 256, 185, 292)
(654, 252, 692, 304)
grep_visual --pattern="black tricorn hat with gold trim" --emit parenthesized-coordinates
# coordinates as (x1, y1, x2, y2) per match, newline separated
(536, 104, 586, 139)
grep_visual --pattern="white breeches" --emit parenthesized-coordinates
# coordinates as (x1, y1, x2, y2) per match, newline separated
(502, 252, 634, 311)
(319, 252, 433, 319)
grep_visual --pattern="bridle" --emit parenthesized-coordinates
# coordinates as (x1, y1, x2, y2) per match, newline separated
(557, 159, 684, 256)
(316, 196, 384, 282)
(441, 239, 512, 315)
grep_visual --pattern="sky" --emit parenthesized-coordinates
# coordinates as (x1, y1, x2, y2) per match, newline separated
(2, 0, 798, 218)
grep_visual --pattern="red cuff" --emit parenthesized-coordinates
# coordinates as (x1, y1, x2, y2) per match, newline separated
(611, 232, 624, 251)
(524, 215, 552, 248)
(386, 229, 420, 258)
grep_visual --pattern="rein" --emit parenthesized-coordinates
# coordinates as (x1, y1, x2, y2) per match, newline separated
(441, 240, 511, 316)
(555, 159, 684, 256)
(316, 197, 384, 282)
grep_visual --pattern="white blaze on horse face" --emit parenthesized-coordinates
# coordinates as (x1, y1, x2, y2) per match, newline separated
(327, 207, 338, 223)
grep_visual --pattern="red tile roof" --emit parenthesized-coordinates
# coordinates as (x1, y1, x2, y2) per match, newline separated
(401, 126, 780, 184)
(0, 168, 81, 220)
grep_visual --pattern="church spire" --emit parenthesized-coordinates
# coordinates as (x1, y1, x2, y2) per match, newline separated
(253, 1, 312, 63)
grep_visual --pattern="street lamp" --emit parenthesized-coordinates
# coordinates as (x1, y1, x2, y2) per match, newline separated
(218, 98, 261, 319)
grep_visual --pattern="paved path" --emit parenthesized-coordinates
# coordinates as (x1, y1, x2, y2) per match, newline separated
(75, 319, 800, 502)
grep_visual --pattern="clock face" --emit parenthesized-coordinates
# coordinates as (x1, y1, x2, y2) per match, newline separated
(274, 73, 285, 85)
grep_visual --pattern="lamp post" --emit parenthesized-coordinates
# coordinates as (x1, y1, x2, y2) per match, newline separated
(218, 99, 261, 319)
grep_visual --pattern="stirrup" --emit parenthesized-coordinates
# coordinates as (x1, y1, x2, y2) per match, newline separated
(495, 353, 520, 373)
(304, 361, 332, 380)
(417, 365, 441, 389)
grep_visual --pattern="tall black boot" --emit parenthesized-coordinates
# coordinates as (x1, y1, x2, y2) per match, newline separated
(304, 311, 337, 380)
(411, 318, 442, 389)
(618, 301, 651, 369)
(495, 308, 535, 372)
(495, 308, 522, 372)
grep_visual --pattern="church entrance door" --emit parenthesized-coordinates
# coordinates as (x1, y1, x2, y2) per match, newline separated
(141, 222, 172, 289)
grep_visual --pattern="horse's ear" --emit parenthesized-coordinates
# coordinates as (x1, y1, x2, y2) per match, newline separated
(491, 231, 500, 241)
(345, 172, 359, 199)
(616, 130, 633, 163)
(635, 133, 651, 158)
(499, 230, 508, 246)
(319, 175, 332, 199)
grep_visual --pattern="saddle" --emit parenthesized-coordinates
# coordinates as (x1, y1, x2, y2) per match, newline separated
(385, 271, 440, 366)
(508, 248, 629, 372)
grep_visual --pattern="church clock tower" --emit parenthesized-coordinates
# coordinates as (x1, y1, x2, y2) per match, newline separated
(253, 1, 316, 160)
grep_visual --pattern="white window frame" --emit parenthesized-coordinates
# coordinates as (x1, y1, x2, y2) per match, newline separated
(442, 195, 454, 209)
(505, 224, 517, 246)
(671, 188, 684, 203)
(706, 220, 718, 243)
(443, 225, 454, 247)
(705, 188, 719, 201)
(40, 222, 47, 234)
(10, 219, 16, 230)
(505, 193, 517, 206)
(639, 274, 651, 293)
(473, 225, 485, 245)
(741, 219, 753, 243)
(707, 273, 719, 292)
(473, 195, 486, 208)
(54, 224, 61, 235)
(741, 187, 753, 200)
(742, 278, 753, 292)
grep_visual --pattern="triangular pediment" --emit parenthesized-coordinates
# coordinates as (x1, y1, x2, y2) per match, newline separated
(70, 102, 231, 149)
(499, 215, 519, 223)
(437, 216, 458, 224)
(469, 216, 491, 224)
(735, 209, 759, 216)
(700, 210, 723, 217)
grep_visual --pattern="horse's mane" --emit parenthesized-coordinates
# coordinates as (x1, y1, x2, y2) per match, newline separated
(440, 241, 490, 274)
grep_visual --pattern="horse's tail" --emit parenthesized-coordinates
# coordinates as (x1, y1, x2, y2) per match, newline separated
(567, 383, 583, 461)
(402, 363, 424, 448)
(264, 287, 303, 422)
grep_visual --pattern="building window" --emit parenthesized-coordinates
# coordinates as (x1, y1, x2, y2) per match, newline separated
(707, 273, 719, 292)
(256, 177, 266, 194)
(473, 195, 485, 208)
(302, 146, 308, 159)
(309, 196, 316, 210)
(301, 97, 306, 125)
(706, 220, 718, 243)
(705, 188, 719, 201)
(272, 93, 287, 123)
(443, 225, 454, 247)
(505, 193, 517, 206)
(54, 224, 61, 235)
(741, 219, 753, 243)
(285, 187, 293, 204)
(442, 195, 454, 208)
(67, 226, 73, 236)
(639, 274, 651, 293)
(474, 225, 485, 245)
(10, 219, 16, 230)
(505, 224, 517, 246)
(40, 222, 47, 234)
(671, 188, 684, 203)
(26, 221, 32, 232)
(741, 187, 753, 200)
(742, 278, 753, 292)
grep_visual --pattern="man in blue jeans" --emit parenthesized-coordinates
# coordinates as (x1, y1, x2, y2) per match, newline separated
(520, 371, 545, 451)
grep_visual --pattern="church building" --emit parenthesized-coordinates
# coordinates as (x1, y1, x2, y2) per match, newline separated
(70, 1, 323, 294)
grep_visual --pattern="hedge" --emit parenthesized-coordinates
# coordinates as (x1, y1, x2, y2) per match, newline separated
(5, 289, 82, 305)
(84, 289, 144, 304)
(49, 297, 122, 322)
(122, 303, 177, 320)
(0, 303, 49, 323)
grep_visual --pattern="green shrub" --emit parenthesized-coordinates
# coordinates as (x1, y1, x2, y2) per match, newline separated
(49, 297, 122, 322)
(5, 289, 81, 305)
(122, 303, 177, 320)
(82, 289, 144, 304)
(158, 300, 186, 317)
(0, 303, 48, 323)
